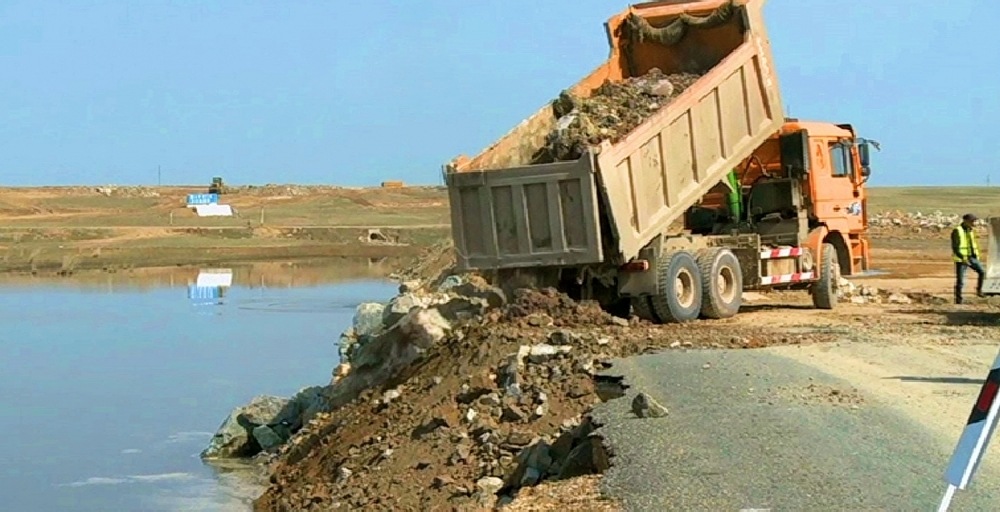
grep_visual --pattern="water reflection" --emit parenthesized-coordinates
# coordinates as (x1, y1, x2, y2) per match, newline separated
(0, 257, 404, 292)
(188, 269, 233, 306)
(0, 264, 400, 511)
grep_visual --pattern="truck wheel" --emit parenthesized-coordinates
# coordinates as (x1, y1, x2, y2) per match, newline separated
(632, 296, 656, 322)
(650, 251, 702, 323)
(697, 248, 742, 319)
(811, 242, 839, 310)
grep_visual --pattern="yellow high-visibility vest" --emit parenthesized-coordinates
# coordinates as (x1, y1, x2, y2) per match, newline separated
(953, 226, 980, 262)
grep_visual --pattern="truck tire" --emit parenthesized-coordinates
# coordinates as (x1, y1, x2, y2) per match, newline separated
(649, 251, 702, 323)
(697, 248, 742, 319)
(632, 296, 656, 322)
(811, 242, 839, 310)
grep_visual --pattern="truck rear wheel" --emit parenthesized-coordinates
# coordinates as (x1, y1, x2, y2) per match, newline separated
(811, 242, 839, 310)
(697, 248, 742, 319)
(650, 251, 702, 323)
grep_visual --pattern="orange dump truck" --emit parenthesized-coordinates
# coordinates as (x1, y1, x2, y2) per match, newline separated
(444, 0, 878, 323)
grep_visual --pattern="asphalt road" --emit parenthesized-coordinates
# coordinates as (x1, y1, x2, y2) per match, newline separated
(591, 349, 1000, 511)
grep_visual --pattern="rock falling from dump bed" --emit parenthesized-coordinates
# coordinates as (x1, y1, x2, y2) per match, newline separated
(534, 68, 704, 163)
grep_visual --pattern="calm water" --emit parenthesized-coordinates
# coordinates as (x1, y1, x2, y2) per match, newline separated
(0, 264, 397, 511)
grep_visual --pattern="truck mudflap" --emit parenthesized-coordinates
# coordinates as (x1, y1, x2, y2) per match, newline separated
(445, 155, 604, 272)
(982, 217, 1000, 295)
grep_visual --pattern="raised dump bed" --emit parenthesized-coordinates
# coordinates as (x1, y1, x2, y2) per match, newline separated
(446, 0, 783, 271)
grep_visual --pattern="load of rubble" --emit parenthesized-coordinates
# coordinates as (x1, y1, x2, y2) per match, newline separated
(533, 68, 703, 163)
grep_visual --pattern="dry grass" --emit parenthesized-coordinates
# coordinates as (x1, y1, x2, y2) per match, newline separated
(0, 185, 451, 273)
(867, 186, 1000, 215)
(0, 184, 995, 273)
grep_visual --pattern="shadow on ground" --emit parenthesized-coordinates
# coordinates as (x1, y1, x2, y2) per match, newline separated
(885, 308, 1000, 326)
(740, 304, 816, 313)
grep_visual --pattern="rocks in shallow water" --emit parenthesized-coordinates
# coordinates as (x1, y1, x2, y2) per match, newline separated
(337, 328, 357, 362)
(202, 386, 330, 459)
(201, 395, 290, 459)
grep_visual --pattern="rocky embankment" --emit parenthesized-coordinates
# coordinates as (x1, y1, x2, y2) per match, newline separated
(869, 210, 988, 237)
(200, 257, 924, 510)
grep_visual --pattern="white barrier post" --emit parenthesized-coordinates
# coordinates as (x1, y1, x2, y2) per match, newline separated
(939, 346, 1000, 511)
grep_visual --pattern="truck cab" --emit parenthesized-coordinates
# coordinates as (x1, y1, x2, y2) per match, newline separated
(689, 119, 877, 278)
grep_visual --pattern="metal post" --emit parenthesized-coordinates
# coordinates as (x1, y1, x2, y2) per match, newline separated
(260, 207, 265, 226)
(937, 484, 957, 512)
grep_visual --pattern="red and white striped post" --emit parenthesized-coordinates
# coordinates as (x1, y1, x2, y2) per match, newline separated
(939, 347, 1000, 511)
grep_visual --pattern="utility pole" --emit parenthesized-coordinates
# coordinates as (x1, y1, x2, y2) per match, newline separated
(158, 165, 162, 186)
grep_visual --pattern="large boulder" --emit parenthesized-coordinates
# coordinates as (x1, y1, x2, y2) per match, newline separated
(339, 303, 388, 364)
(353, 302, 385, 337)
(349, 307, 452, 371)
(202, 387, 329, 459)
(322, 306, 459, 415)
(201, 395, 291, 459)
(285, 385, 328, 429)
(382, 293, 447, 327)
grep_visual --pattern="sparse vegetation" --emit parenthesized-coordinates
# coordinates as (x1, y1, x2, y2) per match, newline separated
(0, 185, 990, 274)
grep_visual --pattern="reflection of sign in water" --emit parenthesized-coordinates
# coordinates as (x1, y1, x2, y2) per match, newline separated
(196, 269, 233, 288)
(188, 269, 233, 306)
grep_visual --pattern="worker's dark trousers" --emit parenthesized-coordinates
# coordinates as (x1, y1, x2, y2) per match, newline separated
(955, 257, 985, 304)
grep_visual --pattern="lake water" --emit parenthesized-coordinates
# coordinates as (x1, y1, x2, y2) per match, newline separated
(0, 261, 398, 512)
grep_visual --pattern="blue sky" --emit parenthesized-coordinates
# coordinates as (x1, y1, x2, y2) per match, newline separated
(0, 1, 996, 187)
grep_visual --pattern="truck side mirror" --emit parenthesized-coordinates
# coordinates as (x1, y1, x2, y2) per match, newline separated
(859, 142, 870, 167)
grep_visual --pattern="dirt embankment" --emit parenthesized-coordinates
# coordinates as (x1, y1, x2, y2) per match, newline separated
(230, 220, 996, 511)
(251, 255, 835, 511)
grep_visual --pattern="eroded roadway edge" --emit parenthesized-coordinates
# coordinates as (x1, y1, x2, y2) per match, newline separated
(590, 349, 1000, 511)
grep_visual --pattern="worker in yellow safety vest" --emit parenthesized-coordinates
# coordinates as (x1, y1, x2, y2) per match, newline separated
(952, 213, 984, 304)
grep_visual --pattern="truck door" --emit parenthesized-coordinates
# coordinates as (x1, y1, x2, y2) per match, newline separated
(811, 139, 864, 234)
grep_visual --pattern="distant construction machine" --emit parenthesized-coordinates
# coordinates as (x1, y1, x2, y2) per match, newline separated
(208, 176, 227, 195)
